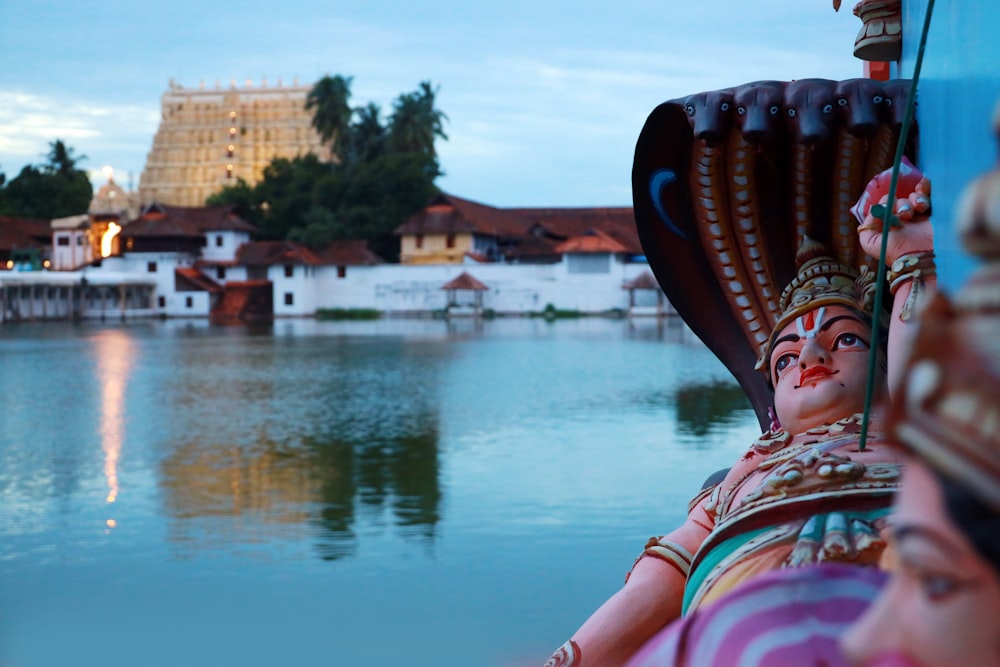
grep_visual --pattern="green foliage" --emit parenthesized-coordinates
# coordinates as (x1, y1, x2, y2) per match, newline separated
(0, 140, 93, 218)
(315, 308, 381, 320)
(210, 77, 447, 262)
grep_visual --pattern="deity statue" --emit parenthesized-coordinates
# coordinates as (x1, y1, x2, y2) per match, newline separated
(841, 105, 1000, 667)
(543, 80, 934, 667)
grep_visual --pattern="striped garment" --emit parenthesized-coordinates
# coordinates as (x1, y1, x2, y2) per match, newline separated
(627, 563, 886, 667)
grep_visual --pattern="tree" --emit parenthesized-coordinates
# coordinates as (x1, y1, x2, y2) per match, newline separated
(305, 75, 353, 155)
(211, 76, 449, 262)
(0, 140, 92, 218)
(388, 81, 449, 158)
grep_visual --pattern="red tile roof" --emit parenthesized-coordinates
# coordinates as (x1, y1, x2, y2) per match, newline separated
(314, 240, 385, 266)
(236, 240, 321, 266)
(554, 229, 629, 254)
(396, 194, 641, 259)
(175, 267, 223, 293)
(0, 215, 50, 250)
(441, 271, 488, 291)
(622, 271, 662, 290)
(123, 202, 255, 238)
(395, 193, 535, 238)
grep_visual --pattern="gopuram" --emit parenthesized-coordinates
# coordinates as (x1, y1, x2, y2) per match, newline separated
(138, 77, 326, 207)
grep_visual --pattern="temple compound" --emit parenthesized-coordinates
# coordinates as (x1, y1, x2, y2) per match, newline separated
(138, 78, 326, 207)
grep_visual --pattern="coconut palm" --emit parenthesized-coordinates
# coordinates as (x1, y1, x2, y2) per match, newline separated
(388, 81, 448, 158)
(305, 75, 354, 155)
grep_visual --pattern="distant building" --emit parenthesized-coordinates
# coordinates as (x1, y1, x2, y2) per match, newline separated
(138, 77, 326, 207)
(394, 193, 643, 266)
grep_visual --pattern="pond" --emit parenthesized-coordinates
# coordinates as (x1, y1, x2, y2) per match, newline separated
(0, 317, 760, 667)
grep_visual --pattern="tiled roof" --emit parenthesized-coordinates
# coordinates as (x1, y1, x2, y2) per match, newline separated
(396, 193, 641, 258)
(395, 193, 531, 238)
(622, 271, 662, 290)
(235, 240, 321, 266)
(554, 229, 629, 254)
(441, 271, 488, 291)
(123, 202, 255, 238)
(175, 267, 223, 293)
(0, 215, 50, 250)
(314, 240, 385, 266)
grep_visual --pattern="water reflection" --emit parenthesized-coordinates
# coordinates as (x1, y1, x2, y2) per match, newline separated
(159, 422, 442, 560)
(92, 329, 136, 523)
(674, 380, 755, 438)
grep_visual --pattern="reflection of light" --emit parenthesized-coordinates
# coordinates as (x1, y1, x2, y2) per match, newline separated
(101, 222, 121, 258)
(106, 519, 117, 528)
(93, 331, 135, 509)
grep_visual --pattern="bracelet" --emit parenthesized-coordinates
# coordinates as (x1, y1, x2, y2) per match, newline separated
(887, 251, 936, 321)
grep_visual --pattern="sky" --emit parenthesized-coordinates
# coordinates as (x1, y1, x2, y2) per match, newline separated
(0, 1, 865, 208)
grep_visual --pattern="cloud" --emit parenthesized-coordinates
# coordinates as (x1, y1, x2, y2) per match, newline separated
(0, 90, 158, 178)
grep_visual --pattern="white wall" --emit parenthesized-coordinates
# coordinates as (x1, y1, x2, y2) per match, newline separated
(201, 230, 250, 263)
(310, 255, 659, 315)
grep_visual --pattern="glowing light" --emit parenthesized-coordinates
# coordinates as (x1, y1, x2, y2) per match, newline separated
(101, 222, 121, 258)
(43, 259, 51, 268)
(94, 330, 135, 512)
(101, 165, 114, 180)
(5, 260, 12, 269)
(106, 519, 117, 528)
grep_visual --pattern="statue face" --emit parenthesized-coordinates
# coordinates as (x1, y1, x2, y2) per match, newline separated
(841, 460, 1000, 666)
(770, 304, 874, 434)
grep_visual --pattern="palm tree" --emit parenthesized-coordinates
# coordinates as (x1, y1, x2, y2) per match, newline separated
(341, 102, 387, 166)
(305, 75, 353, 156)
(45, 139, 86, 175)
(388, 81, 449, 158)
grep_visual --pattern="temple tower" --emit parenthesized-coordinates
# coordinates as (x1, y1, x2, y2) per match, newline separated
(138, 77, 328, 207)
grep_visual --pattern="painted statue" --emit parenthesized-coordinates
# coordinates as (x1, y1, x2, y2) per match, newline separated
(543, 79, 931, 666)
(842, 110, 1000, 667)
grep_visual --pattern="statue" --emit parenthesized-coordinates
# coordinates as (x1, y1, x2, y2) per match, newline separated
(543, 79, 932, 667)
(841, 107, 1000, 667)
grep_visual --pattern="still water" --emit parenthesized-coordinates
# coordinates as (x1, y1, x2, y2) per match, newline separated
(0, 317, 759, 667)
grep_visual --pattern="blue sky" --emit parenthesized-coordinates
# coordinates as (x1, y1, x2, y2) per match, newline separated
(0, 1, 863, 207)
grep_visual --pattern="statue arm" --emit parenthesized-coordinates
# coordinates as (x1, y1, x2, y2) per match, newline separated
(551, 501, 713, 666)
(858, 176, 935, 397)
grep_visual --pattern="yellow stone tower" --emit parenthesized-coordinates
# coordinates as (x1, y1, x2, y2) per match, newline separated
(138, 77, 328, 206)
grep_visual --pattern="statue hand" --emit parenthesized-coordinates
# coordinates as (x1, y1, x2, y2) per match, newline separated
(857, 176, 934, 265)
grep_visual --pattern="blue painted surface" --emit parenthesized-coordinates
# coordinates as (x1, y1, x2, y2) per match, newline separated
(901, 0, 1000, 291)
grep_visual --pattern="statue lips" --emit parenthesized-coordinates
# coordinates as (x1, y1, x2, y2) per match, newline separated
(795, 366, 838, 388)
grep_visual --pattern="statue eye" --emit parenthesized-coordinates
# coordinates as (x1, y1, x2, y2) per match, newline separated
(838, 97, 848, 106)
(721, 102, 730, 111)
(769, 105, 779, 116)
(822, 104, 833, 114)
(885, 98, 893, 107)
(775, 353, 797, 374)
(737, 105, 746, 115)
(873, 95, 883, 104)
(833, 332, 869, 350)
(787, 108, 797, 118)
(685, 105, 695, 117)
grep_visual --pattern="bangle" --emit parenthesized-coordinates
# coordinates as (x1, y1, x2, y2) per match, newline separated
(887, 251, 936, 320)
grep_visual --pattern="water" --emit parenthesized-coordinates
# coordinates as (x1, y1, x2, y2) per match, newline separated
(0, 317, 760, 667)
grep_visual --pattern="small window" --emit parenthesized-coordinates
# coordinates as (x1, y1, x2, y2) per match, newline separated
(215, 235, 224, 247)
(77, 235, 85, 245)
(56, 235, 70, 246)
(216, 266, 226, 280)
(446, 234, 456, 249)
(284, 292, 294, 306)
(415, 234, 424, 249)
(337, 265, 346, 278)
(284, 264, 294, 278)
(147, 262, 157, 273)
(157, 296, 166, 308)
(185, 296, 193, 308)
